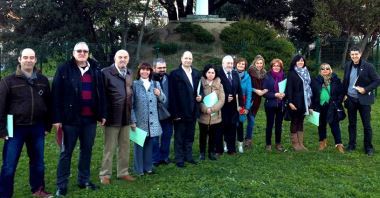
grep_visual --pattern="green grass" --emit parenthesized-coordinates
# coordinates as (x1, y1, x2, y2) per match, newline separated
(2, 71, 380, 197)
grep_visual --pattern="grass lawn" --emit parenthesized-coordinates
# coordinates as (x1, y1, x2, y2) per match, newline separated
(2, 72, 380, 197)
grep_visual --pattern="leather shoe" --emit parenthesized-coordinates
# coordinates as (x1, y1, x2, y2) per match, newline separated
(176, 162, 185, 168)
(160, 159, 170, 165)
(78, 182, 99, 190)
(55, 188, 67, 197)
(100, 177, 110, 185)
(118, 175, 136, 181)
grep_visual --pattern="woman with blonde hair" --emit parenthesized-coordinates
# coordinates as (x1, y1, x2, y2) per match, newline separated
(311, 63, 345, 153)
(246, 55, 268, 148)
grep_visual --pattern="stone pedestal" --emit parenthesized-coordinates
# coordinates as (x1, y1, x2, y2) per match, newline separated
(179, 15, 226, 22)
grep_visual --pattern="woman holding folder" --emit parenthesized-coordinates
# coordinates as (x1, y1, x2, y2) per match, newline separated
(311, 63, 345, 153)
(198, 64, 225, 160)
(263, 59, 286, 152)
(286, 55, 312, 151)
(131, 63, 166, 175)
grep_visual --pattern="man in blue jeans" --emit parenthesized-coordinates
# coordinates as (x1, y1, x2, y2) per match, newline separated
(152, 58, 173, 166)
(0, 48, 52, 198)
(52, 42, 106, 196)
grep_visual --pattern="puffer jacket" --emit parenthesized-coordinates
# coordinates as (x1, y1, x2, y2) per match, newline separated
(198, 77, 225, 125)
(0, 66, 51, 137)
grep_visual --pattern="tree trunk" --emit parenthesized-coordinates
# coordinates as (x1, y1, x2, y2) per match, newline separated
(135, 0, 151, 63)
(185, 0, 194, 15)
(177, 0, 186, 18)
(341, 32, 352, 69)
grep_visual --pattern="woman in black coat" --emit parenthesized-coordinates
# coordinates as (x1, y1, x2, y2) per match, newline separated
(286, 55, 312, 151)
(311, 63, 345, 153)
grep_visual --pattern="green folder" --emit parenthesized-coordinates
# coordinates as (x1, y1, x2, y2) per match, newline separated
(278, 79, 287, 93)
(306, 111, 320, 127)
(130, 127, 147, 147)
(7, 115, 13, 138)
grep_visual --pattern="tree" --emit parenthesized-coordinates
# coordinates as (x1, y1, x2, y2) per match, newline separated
(288, 0, 315, 51)
(312, 0, 380, 65)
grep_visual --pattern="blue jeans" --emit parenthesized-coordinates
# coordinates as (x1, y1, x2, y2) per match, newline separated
(134, 137, 153, 175)
(245, 112, 255, 140)
(0, 123, 45, 198)
(56, 120, 96, 189)
(152, 119, 173, 163)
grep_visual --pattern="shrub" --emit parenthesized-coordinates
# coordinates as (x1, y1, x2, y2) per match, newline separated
(174, 23, 215, 44)
(153, 42, 179, 55)
(220, 20, 295, 69)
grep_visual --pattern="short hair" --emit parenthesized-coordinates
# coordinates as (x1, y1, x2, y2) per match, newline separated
(153, 58, 166, 67)
(202, 64, 219, 79)
(73, 42, 89, 51)
(235, 57, 248, 70)
(222, 55, 234, 64)
(270, 58, 284, 70)
(349, 46, 361, 53)
(251, 55, 265, 68)
(136, 62, 153, 80)
(289, 54, 306, 71)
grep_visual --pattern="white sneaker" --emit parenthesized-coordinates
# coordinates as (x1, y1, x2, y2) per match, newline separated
(238, 142, 244, 153)
(223, 141, 228, 152)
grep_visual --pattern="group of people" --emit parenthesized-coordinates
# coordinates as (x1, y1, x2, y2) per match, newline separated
(0, 42, 379, 198)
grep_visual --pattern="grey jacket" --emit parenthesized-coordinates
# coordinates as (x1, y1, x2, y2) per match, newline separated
(131, 79, 166, 137)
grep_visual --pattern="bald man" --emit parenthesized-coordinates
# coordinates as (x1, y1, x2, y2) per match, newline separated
(169, 51, 202, 168)
(0, 48, 52, 197)
(99, 50, 135, 184)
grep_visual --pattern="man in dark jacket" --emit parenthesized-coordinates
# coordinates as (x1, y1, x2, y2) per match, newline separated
(99, 49, 135, 184)
(0, 48, 52, 198)
(52, 42, 106, 196)
(218, 55, 243, 155)
(343, 46, 380, 156)
(152, 58, 173, 166)
(170, 51, 201, 168)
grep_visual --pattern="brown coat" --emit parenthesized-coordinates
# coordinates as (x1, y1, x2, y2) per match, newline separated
(198, 77, 225, 125)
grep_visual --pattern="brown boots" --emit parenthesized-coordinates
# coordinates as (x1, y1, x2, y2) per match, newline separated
(291, 132, 308, 151)
(319, 139, 327, 151)
(244, 139, 252, 148)
(335, 144, 345, 153)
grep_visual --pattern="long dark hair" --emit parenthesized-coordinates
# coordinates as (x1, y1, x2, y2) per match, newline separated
(289, 54, 306, 71)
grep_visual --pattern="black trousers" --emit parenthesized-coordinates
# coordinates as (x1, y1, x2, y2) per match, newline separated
(318, 104, 342, 144)
(236, 121, 244, 142)
(216, 122, 237, 153)
(265, 106, 284, 145)
(346, 96, 373, 150)
(199, 123, 219, 154)
(173, 120, 196, 163)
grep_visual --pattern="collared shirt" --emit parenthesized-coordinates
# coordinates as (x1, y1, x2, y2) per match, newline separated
(78, 61, 90, 76)
(114, 64, 127, 77)
(182, 65, 193, 87)
(348, 67, 358, 98)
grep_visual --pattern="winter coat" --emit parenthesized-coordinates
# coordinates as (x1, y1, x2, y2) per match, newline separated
(311, 73, 344, 123)
(169, 65, 201, 121)
(131, 79, 166, 137)
(342, 59, 380, 105)
(198, 77, 225, 125)
(102, 64, 133, 126)
(0, 66, 51, 137)
(263, 71, 286, 108)
(238, 71, 252, 110)
(249, 74, 264, 115)
(286, 69, 308, 116)
(52, 57, 106, 125)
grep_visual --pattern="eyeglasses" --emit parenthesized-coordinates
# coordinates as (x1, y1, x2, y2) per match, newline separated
(75, 50, 89, 54)
(321, 67, 331, 71)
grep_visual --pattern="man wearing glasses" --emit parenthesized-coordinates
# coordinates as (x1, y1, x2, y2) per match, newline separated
(52, 42, 106, 196)
(343, 46, 380, 156)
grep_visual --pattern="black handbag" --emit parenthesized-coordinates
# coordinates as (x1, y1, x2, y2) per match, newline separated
(332, 101, 346, 121)
(154, 81, 171, 120)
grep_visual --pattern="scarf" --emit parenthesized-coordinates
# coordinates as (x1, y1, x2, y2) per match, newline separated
(322, 74, 332, 88)
(271, 70, 284, 93)
(294, 66, 312, 115)
(249, 65, 266, 80)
